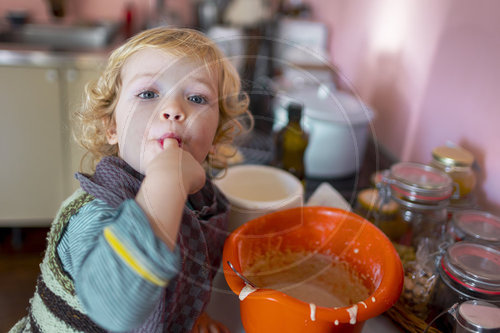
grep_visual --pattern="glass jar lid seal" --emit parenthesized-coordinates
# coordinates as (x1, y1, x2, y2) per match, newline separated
(442, 242, 500, 294)
(453, 210, 500, 242)
(386, 162, 453, 202)
(432, 145, 474, 167)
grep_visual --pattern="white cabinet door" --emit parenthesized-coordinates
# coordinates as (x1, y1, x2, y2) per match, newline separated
(63, 67, 102, 193)
(0, 66, 66, 223)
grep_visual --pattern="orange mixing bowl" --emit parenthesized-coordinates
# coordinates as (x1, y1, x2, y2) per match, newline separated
(222, 206, 403, 333)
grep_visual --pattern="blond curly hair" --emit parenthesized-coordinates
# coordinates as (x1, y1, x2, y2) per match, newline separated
(74, 27, 252, 172)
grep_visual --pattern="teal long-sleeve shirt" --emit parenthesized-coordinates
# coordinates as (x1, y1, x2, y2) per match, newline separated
(57, 198, 181, 332)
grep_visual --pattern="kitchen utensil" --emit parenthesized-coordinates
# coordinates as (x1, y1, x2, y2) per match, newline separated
(222, 206, 404, 333)
(227, 260, 257, 288)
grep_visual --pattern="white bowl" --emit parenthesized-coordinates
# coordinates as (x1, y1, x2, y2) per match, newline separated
(214, 164, 304, 231)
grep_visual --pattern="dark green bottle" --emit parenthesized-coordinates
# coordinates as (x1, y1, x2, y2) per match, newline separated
(274, 102, 309, 182)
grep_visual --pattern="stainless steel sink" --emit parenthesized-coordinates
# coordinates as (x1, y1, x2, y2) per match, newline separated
(0, 21, 121, 50)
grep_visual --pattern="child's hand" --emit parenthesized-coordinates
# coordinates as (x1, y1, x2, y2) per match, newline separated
(146, 138, 206, 196)
(191, 312, 229, 333)
(136, 138, 206, 249)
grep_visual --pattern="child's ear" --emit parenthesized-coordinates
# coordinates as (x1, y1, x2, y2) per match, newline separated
(104, 119, 118, 145)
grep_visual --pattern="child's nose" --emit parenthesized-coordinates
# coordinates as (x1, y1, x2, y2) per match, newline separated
(160, 105, 185, 121)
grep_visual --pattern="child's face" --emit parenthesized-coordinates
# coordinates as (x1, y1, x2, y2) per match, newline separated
(107, 48, 220, 173)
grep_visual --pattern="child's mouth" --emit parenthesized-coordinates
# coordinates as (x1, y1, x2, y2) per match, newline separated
(158, 134, 182, 148)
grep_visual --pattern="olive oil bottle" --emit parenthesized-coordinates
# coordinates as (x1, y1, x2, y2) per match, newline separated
(274, 102, 309, 182)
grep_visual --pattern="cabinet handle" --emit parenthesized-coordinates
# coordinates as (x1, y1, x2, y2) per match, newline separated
(45, 69, 58, 82)
(66, 69, 78, 82)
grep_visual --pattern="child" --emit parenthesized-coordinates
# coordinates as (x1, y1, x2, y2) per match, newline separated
(10, 27, 251, 332)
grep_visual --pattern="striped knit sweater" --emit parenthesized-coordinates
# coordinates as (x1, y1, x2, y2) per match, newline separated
(10, 186, 228, 332)
(10, 156, 229, 332)
(9, 189, 103, 332)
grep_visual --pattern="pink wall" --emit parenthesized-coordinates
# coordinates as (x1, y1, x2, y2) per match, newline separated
(304, 0, 500, 214)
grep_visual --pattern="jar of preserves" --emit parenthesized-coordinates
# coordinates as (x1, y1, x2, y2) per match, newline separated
(448, 210, 500, 248)
(379, 162, 454, 247)
(431, 242, 500, 329)
(355, 188, 408, 242)
(431, 145, 477, 210)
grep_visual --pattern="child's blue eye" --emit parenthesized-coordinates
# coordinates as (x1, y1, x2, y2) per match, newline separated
(188, 95, 207, 104)
(137, 90, 159, 99)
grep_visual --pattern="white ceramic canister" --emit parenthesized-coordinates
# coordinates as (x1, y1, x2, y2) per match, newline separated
(273, 84, 374, 178)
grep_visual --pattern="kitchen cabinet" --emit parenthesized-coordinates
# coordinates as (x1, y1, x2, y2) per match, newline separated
(0, 66, 66, 224)
(0, 63, 102, 225)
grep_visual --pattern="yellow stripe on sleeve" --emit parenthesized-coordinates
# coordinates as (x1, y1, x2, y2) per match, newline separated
(103, 227, 167, 287)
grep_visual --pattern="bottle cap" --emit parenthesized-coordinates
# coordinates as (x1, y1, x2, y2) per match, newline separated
(432, 145, 474, 167)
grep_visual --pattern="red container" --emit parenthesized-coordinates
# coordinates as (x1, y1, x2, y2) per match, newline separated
(222, 206, 404, 333)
